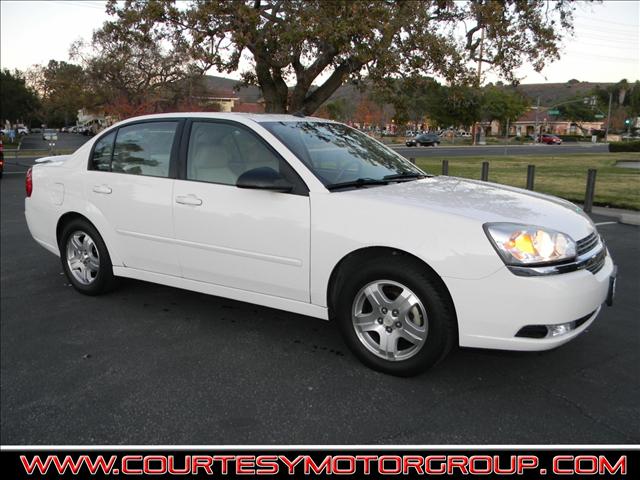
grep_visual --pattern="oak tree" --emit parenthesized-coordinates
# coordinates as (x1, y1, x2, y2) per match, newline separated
(27, 61, 87, 127)
(99, 0, 576, 114)
(481, 86, 529, 131)
(0, 69, 40, 126)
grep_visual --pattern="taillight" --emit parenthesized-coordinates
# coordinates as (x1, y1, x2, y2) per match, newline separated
(26, 168, 33, 197)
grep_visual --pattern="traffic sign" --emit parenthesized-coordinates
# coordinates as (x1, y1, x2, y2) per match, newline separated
(548, 109, 560, 115)
(594, 114, 604, 119)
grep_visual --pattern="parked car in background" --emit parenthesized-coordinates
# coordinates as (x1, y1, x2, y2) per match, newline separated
(405, 135, 417, 146)
(538, 134, 562, 145)
(406, 132, 441, 147)
(620, 132, 640, 141)
(0, 139, 4, 178)
(18, 127, 30, 135)
(43, 129, 58, 142)
(24, 112, 616, 376)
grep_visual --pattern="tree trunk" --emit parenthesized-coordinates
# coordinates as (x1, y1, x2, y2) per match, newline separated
(255, 60, 288, 113)
(299, 61, 362, 115)
(263, 95, 288, 113)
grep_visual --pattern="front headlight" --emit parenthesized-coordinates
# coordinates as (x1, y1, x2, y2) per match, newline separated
(484, 223, 577, 265)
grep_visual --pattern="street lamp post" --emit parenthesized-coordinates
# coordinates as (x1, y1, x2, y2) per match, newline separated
(533, 96, 540, 143)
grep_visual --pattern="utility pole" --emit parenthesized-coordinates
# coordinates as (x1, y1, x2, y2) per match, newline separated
(533, 96, 540, 143)
(605, 91, 612, 143)
(472, 27, 484, 146)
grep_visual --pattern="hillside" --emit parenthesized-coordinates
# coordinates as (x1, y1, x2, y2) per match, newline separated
(510, 81, 614, 106)
(200, 75, 615, 108)
(197, 75, 262, 103)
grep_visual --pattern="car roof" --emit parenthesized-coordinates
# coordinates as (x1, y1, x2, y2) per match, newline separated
(112, 112, 334, 125)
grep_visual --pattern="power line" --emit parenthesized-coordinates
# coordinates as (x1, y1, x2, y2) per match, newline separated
(50, 1, 106, 11)
(567, 37, 640, 49)
(574, 27, 639, 40)
(571, 42, 638, 52)
(575, 15, 640, 28)
(565, 50, 639, 63)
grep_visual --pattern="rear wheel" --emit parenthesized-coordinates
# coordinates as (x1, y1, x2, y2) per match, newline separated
(335, 256, 456, 376)
(59, 219, 116, 295)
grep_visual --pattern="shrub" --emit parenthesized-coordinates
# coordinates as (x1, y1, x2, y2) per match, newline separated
(609, 141, 640, 152)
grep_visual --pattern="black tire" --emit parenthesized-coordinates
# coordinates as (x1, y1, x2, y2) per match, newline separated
(59, 218, 117, 295)
(335, 255, 456, 376)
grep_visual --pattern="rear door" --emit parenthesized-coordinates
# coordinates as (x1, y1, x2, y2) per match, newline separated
(84, 120, 183, 276)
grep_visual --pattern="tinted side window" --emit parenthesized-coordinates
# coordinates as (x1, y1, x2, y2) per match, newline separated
(112, 122, 178, 177)
(187, 122, 281, 185)
(91, 131, 115, 171)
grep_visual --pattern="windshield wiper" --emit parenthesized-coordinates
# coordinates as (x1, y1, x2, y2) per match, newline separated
(383, 172, 429, 181)
(326, 178, 389, 191)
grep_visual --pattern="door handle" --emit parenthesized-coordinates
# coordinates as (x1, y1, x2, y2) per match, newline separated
(92, 185, 112, 194)
(175, 194, 203, 206)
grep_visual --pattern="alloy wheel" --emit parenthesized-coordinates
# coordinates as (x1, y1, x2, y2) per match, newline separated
(66, 231, 100, 285)
(351, 280, 428, 361)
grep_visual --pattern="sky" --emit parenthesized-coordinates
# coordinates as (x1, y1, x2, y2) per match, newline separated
(1, 0, 638, 85)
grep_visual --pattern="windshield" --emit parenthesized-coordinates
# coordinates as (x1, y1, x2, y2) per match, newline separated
(261, 121, 424, 188)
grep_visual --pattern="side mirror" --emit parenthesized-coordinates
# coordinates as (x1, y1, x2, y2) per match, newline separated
(236, 167, 293, 193)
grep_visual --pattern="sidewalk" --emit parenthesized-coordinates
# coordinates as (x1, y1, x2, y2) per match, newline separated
(590, 206, 640, 226)
(386, 142, 604, 148)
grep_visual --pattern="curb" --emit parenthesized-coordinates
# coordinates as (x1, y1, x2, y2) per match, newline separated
(589, 206, 640, 226)
(619, 213, 640, 226)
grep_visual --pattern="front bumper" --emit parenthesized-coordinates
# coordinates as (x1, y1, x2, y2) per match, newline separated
(445, 250, 615, 351)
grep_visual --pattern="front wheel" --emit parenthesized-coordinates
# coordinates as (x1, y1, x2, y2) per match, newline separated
(59, 219, 116, 295)
(335, 256, 456, 376)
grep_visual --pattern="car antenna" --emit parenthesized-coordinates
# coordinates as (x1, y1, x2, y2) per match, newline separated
(292, 111, 306, 118)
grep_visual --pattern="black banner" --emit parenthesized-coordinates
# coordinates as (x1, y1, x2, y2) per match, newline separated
(1, 448, 638, 479)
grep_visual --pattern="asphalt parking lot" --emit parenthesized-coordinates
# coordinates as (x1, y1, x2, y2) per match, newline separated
(19, 132, 90, 152)
(1, 170, 639, 445)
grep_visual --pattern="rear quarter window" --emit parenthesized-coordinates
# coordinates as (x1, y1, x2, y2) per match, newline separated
(90, 131, 115, 171)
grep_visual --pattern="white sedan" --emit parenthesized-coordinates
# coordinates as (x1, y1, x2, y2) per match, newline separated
(24, 113, 616, 376)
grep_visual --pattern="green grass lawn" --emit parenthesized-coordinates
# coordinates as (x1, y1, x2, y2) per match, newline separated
(415, 153, 640, 211)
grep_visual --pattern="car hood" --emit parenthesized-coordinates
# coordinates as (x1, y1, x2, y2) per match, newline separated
(344, 176, 596, 241)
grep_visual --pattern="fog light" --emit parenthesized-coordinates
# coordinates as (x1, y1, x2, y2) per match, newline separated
(548, 322, 573, 337)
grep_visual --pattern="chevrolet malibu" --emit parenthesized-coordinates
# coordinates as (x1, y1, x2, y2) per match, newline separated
(25, 113, 616, 376)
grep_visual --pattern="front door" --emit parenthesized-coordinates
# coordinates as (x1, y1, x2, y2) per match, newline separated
(172, 120, 310, 302)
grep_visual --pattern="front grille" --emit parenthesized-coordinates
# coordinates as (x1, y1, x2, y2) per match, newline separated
(585, 248, 606, 274)
(577, 231, 599, 256)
